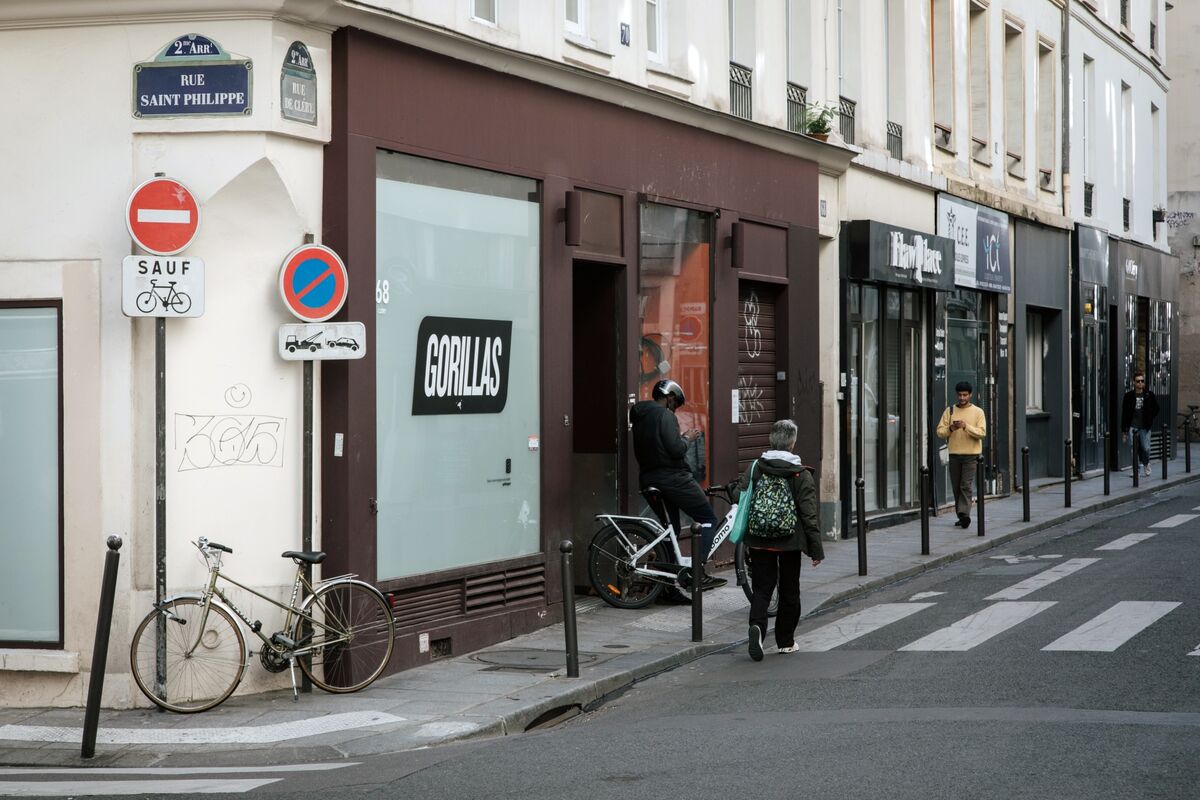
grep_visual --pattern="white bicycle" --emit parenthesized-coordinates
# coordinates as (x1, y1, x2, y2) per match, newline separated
(588, 481, 777, 613)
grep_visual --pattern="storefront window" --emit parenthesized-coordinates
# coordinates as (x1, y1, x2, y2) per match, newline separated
(0, 306, 60, 644)
(638, 204, 712, 481)
(375, 152, 540, 579)
(861, 286, 880, 510)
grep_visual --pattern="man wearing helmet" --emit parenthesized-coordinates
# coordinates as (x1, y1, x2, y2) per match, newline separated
(629, 379, 719, 573)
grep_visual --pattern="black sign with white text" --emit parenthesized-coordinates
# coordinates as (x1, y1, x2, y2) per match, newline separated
(412, 317, 512, 415)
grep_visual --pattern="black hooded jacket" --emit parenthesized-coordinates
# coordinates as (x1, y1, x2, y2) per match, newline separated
(629, 400, 689, 478)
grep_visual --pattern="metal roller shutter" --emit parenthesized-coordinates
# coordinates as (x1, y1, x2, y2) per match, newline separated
(737, 283, 779, 476)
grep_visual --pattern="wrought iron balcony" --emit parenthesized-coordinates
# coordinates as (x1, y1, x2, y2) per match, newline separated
(887, 121, 903, 160)
(786, 83, 807, 135)
(729, 62, 753, 121)
(1084, 182, 1094, 217)
(839, 96, 856, 145)
(1123, 197, 1131, 231)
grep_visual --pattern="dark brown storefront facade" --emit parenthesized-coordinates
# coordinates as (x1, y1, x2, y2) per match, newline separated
(321, 28, 825, 673)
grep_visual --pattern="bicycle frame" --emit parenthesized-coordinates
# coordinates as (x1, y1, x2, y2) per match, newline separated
(594, 503, 738, 582)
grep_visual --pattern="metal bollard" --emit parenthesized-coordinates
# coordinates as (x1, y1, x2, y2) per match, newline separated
(1103, 431, 1111, 496)
(856, 478, 867, 576)
(919, 466, 930, 556)
(82, 535, 123, 759)
(1162, 424, 1169, 480)
(976, 455, 985, 537)
(1187, 420, 1192, 474)
(1021, 446, 1031, 522)
(559, 541, 579, 678)
(691, 535, 704, 643)
(1064, 439, 1072, 508)
(1132, 433, 1139, 487)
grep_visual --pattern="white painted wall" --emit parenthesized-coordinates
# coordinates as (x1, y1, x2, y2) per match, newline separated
(0, 10, 331, 707)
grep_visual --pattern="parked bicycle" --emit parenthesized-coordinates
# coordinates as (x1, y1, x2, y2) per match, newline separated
(588, 480, 777, 614)
(135, 279, 192, 314)
(130, 537, 396, 713)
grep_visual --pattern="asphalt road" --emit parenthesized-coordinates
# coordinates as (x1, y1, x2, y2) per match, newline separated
(10, 482, 1200, 798)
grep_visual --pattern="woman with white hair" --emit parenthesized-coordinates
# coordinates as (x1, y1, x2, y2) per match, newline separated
(736, 418, 823, 661)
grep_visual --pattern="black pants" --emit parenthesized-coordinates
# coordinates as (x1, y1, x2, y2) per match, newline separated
(748, 548, 803, 647)
(640, 469, 718, 563)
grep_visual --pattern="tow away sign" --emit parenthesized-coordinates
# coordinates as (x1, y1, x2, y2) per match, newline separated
(278, 322, 366, 361)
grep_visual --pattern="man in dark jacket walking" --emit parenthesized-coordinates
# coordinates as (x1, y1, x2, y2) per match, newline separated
(629, 379, 719, 569)
(1120, 370, 1160, 477)
(738, 418, 824, 660)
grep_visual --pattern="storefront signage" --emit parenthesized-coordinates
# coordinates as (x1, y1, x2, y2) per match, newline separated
(412, 316, 512, 415)
(1076, 225, 1109, 286)
(133, 34, 252, 118)
(280, 41, 317, 125)
(888, 231, 945, 283)
(937, 195, 1012, 293)
(844, 220, 954, 291)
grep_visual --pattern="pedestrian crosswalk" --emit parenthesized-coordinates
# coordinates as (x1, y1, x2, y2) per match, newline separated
(1042, 601, 1180, 652)
(898, 601, 1057, 652)
(0, 763, 354, 797)
(984, 558, 1099, 600)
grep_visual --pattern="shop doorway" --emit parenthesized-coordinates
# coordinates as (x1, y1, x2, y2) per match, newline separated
(1078, 287, 1108, 472)
(736, 282, 782, 475)
(570, 262, 625, 580)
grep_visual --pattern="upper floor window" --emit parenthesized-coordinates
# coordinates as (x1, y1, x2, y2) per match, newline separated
(932, 0, 955, 143)
(647, 0, 665, 62)
(566, 0, 586, 36)
(1036, 38, 1055, 187)
(1082, 55, 1094, 180)
(472, 0, 498, 26)
(1003, 18, 1025, 176)
(969, 1, 990, 159)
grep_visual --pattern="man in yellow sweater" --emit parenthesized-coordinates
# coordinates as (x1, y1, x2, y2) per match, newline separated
(936, 381, 987, 528)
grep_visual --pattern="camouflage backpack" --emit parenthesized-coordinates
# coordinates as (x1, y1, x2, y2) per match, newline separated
(748, 471, 797, 538)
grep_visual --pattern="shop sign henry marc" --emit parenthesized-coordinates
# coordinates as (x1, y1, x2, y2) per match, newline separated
(412, 317, 512, 415)
(937, 195, 1011, 293)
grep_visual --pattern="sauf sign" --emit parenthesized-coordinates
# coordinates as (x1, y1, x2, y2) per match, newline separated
(412, 317, 512, 415)
(888, 231, 944, 283)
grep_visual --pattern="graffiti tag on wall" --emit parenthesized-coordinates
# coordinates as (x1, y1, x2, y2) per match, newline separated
(176, 414, 286, 471)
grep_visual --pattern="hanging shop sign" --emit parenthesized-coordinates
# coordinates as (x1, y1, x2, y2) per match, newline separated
(936, 195, 1012, 293)
(133, 33, 252, 118)
(412, 316, 512, 415)
(280, 41, 317, 125)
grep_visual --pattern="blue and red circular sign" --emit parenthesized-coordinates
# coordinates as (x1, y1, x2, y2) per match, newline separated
(278, 244, 348, 322)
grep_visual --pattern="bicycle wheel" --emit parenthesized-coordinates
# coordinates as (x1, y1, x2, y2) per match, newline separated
(588, 522, 670, 609)
(296, 580, 395, 693)
(129, 598, 246, 713)
(168, 292, 192, 314)
(135, 291, 156, 314)
(734, 541, 779, 617)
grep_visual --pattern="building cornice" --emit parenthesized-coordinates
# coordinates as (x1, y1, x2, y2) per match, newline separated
(943, 177, 1075, 231)
(1070, 3, 1170, 91)
(0, 1, 338, 32)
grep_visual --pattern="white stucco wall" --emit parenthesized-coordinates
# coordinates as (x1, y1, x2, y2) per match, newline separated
(0, 12, 331, 707)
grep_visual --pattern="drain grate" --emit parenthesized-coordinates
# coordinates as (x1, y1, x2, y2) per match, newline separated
(470, 648, 605, 672)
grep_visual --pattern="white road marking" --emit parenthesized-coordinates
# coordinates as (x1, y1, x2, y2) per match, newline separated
(789, 603, 936, 652)
(898, 602, 1056, 651)
(985, 558, 1100, 600)
(0, 711, 403, 745)
(137, 208, 191, 224)
(1188, 644, 1200, 656)
(988, 555, 1062, 564)
(1095, 533, 1157, 551)
(1042, 601, 1180, 652)
(909, 591, 946, 601)
(0, 778, 278, 795)
(0, 764, 355, 776)
(1150, 514, 1198, 528)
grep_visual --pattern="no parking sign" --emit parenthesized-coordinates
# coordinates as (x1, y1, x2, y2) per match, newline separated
(278, 244, 348, 322)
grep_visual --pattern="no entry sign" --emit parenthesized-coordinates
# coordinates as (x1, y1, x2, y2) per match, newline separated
(278, 244, 348, 322)
(126, 177, 200, 256)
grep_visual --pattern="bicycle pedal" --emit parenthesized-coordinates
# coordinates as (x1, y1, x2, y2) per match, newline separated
(250, 620, 262, 633)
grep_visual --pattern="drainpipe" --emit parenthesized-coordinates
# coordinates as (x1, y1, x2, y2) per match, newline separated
(1061, 2, 1071, 219)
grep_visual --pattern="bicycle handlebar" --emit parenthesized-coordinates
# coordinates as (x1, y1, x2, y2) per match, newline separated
(196, 536, 233, 554)
(704, 479, 739, 505)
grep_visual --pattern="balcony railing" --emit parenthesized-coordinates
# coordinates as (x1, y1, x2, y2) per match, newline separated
(839, 96, 856, 145)
(786, 83, 808, 135)
(887, 121, 903, 160)
(1120, 0, 1129, 28)
(1150, 21, 1158, 51)
(1084, 182, 1094, 217)
(1123, 197, 1131, 231)
(730, 62, 753, 121)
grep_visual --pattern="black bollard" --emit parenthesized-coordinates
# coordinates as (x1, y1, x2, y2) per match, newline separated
(856, 478, 867, 576)
(82, 535, 122, 759)
(976, 455, 986, 537)
(1187, 419, 1192, 474)
(1064, 439, 1072, 508)
(919, 466, 930, 556)
(691, 536, 704, 643)
(1103, 431, 1111, 496)
(559, 541, 579, 678)
(1162, 424, 1169, 480)
(1132, 432, 1140, 487)
(1021, 446, 1031, 522)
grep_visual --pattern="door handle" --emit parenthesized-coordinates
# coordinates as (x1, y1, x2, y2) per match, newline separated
(368, 498, 378, 515)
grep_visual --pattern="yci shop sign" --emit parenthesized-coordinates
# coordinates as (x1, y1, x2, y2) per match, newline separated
(888, 231, 945, 284)
(412, 317, 512, 415)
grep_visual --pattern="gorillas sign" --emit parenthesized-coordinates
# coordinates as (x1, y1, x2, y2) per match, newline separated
(412, 317, 512, 415)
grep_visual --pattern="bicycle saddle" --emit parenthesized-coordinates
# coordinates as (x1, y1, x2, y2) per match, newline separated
(281, 550, 326, 565)
(640, 487, 670, 527)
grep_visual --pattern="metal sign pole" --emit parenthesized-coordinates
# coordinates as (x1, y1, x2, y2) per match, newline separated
(154, 317, 167, 702)
(300, 357, 313, 694)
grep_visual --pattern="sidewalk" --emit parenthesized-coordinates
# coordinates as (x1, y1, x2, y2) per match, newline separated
(3, 458, 1197, 767)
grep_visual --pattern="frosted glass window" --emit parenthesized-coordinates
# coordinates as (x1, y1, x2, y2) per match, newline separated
(0, 306, 60, 644)
(375, 152, 540, 580)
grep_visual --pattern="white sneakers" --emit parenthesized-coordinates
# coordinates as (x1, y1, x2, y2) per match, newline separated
(1144, 464, 1152, 476)
(778, 644, 800, 654)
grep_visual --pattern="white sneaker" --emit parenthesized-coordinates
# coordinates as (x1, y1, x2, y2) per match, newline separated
(778, 644, 800, 654)
(1144, 464, 1152, 476)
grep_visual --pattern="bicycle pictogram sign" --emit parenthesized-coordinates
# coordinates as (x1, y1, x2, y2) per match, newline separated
(122, 256, 205, 318)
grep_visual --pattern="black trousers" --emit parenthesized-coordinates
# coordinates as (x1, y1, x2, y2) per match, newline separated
(748, 548, 803, 647)
(641, 469, 718, 563)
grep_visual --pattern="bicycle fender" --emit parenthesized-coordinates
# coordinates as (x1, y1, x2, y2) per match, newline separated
(156, 593, 240, 626)
(297, 578, 390, 613)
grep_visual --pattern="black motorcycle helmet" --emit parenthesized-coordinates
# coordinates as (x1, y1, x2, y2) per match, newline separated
(652, 379, 686, 409)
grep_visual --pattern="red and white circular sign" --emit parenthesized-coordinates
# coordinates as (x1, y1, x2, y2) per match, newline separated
(125, 177, 200, 256)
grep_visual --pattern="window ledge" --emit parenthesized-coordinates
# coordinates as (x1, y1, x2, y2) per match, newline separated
(0, 649, 79, 673)
(564, 31, 613, 58)
(1026, 410, 1051, 420)
(1120, 25, 1135, 43)
(646, 62, 693, 100)
(646, 61, 691, 85)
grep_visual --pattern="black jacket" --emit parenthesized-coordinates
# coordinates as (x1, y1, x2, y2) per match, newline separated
(736, 454, 824, 558)
(1120, 388, 1160, 433)
(629, 400, 689, 478)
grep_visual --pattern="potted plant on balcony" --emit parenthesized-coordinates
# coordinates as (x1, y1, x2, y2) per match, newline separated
(804, 102, 837, 141)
